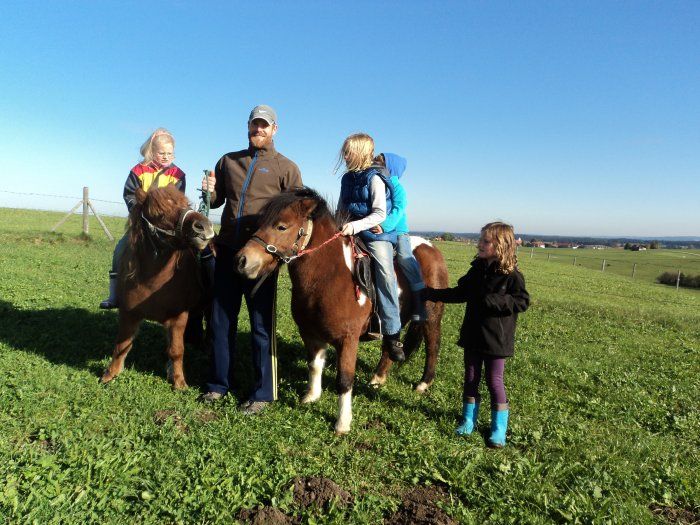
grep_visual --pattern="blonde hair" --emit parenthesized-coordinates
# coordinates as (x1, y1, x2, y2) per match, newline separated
(481, 221, 518, 274)
(139, 128, 175, 165)
(338, 133, 375, 172)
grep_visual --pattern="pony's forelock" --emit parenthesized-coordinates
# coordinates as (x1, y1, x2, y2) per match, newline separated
(259, 187, 333, 228)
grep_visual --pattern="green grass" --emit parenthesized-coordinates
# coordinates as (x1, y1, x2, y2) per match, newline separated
(520, 245, 700, 285)
(1, 209, 699, 524)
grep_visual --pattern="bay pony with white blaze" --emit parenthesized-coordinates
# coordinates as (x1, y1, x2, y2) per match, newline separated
(234, 187, 447, 433)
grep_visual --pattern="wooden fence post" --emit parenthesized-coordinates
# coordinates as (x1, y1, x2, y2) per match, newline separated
(82, 187, 89, 236)
(51, 186, 114, 241)
(632, 263, 637, 279)
(601, 259, 606, 272)
(573, 257, 577, 266)
(676, 269, 681, 290)
(530, 247, 534, 259)
(547, 254, 551, 262)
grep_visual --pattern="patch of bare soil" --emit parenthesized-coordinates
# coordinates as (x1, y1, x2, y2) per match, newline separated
(153, 409, 188, 432)
(385, 485, 457, 525)
(292, 476, 353, 510)
(238, 506, 297, 525)
(650, 504, 700, 525)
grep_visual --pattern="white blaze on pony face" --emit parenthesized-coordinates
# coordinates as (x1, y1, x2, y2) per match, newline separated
(335, 389, 353, 434)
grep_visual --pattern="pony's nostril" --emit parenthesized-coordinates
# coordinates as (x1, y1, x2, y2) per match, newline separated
(192, 221, 204, 233)
(236, 255, 247, 272)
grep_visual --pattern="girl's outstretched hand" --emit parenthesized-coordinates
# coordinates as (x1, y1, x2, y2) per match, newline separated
(340, 223, 354, 236)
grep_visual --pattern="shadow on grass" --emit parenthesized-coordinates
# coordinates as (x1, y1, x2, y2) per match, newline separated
(0, 299, 309, 400)
(0, 299, 451, 425)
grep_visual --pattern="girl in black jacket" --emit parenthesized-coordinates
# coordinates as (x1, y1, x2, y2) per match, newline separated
(424, 222, 529, 447)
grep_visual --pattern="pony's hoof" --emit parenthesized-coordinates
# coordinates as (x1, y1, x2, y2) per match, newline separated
(414, 381, 431, 394)
(172, 381, 188, 391)
(301, 393, 320, 404)
(334, 426, 350, 436)
(369, 375, 386, 388)
(99, 371, 114, 385)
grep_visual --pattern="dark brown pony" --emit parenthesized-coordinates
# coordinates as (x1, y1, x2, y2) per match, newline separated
(235, 187, 448, 433)
(100, 185, 215, 389)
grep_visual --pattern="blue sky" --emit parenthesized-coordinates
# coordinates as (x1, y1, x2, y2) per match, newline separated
(0, 1, 698, 237)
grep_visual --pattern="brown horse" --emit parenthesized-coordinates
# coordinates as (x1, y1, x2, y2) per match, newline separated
(100, 185, 215, 389)
(235, 187, 448, 433)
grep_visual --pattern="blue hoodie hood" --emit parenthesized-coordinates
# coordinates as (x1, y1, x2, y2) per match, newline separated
(382, 153, 407, 180)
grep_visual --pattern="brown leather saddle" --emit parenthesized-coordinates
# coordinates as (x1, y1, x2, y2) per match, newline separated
(350, 236, 383, 339)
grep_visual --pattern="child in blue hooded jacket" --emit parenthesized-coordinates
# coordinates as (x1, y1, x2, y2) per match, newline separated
(372, 153, 427, 321)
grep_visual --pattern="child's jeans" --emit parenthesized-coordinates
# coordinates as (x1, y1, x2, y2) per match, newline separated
(464, 352, 507, 405)
(365, 239, 401, 335)
(396, 233, 425, 292)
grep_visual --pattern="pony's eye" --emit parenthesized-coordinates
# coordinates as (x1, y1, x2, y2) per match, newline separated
(276, 224, 288, 231)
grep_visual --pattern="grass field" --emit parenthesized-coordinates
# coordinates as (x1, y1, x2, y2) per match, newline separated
(1, 208, 699, 524)
(518, 245, 700, 286)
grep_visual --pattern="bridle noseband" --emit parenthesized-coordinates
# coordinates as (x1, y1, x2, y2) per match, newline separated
(249, 219, 314, 264)
(141, 208, 196, 240)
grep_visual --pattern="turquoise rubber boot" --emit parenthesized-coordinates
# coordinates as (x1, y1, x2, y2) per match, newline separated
(456, 401, 479, 435)
(488, 408, 509, 448)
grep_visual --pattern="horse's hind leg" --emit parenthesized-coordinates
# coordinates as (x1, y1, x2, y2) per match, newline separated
(165, 311, 189, 390)
(415, 305, 443, 393)
(335, 339, 358, 434)
(101, 312, 140, 384)
(301, 340, 327, 404)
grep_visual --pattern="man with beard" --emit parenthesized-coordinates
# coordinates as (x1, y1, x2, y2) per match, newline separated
(199, 105, 303, 414)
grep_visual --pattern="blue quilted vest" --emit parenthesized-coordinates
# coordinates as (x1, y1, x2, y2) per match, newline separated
(340, 167, 397, 244)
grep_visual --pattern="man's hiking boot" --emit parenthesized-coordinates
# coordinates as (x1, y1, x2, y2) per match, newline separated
(239, 400, 269, 415)
(198, 391, 224, 404)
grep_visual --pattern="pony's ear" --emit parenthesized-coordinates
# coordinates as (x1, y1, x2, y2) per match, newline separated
(300, 198, 318, 218)
(135, 187, 147, 205)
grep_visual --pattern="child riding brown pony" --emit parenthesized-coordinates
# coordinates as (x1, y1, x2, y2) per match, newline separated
(100, 185, 215, 389)
(235, 187, 448, 433)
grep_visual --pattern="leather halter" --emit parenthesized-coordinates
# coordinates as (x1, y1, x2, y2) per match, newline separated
(249, 218, 314, 264)
(141, 208, 196, 241)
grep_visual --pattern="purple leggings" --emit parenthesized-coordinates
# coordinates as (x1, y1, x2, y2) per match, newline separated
(464, 352, 507, 405)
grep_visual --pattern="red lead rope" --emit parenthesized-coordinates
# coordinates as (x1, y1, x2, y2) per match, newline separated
(295, 231, 344, 257)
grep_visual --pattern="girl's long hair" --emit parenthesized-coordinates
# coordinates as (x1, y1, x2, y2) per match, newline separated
(336, 133, 374, 173)
(482, 221, 518, 274)
(139, 128, 175, 165)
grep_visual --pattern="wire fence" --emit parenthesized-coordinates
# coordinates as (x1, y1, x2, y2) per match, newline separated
(517, 246, 700, 291)
(0, 188, 224, 223)
(3, 188, 699, 293)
